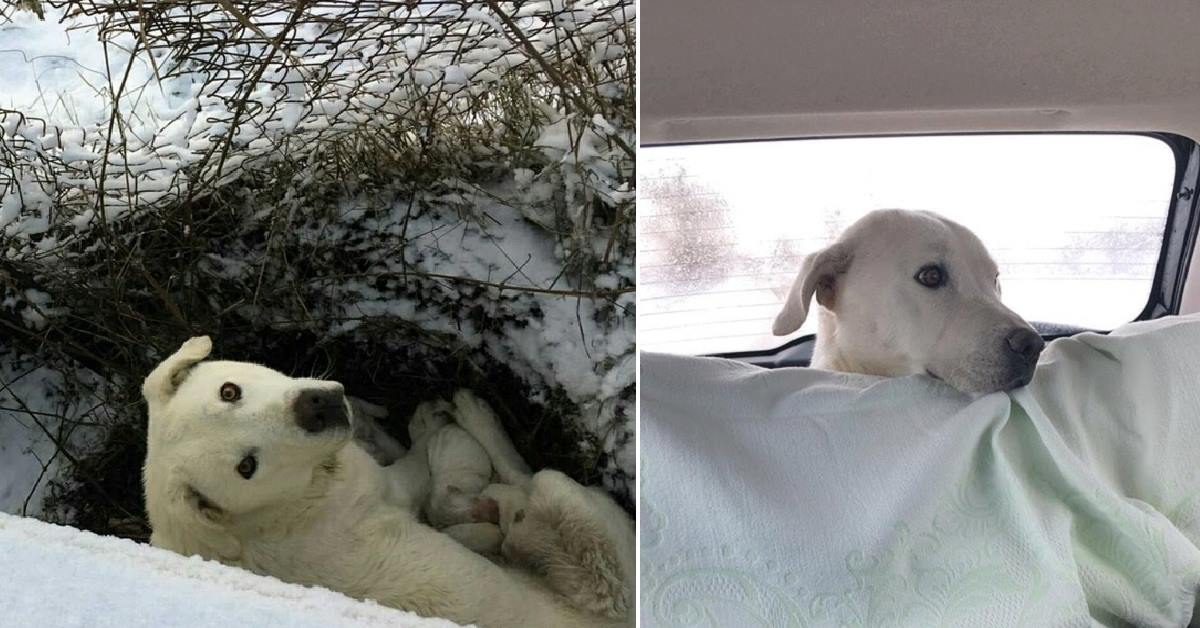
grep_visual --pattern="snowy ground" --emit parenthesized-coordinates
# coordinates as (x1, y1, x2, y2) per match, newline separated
(0, 346, 109, 517)
(0, 512, 464, 628)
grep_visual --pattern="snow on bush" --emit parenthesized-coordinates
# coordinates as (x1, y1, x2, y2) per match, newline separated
(0, 0, 635, 532)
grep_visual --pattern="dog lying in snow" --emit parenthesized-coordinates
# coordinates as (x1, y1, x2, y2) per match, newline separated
(142, 336, 632, 628)
(773, 209, 1045, 393)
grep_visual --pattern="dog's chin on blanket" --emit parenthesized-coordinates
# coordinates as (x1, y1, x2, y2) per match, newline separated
(924, 357, 1033, 395)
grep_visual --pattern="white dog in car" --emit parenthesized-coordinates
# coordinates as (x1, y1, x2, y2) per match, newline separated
(773, 209, 1044, 393)
(141, 336, 632, 628)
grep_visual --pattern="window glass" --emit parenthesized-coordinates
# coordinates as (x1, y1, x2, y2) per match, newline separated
(640, 135, 1176, 355)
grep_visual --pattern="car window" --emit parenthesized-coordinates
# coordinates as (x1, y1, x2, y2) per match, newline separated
(640, 134, 1177, 355)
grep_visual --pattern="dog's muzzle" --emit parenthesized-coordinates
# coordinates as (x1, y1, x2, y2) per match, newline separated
(1002, 327, 1045, 390)
(294, 387, 350, 433)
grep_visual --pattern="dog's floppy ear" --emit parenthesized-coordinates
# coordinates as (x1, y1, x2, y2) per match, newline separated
(143, 336, 213, 408)
(772, 243, 853, 336)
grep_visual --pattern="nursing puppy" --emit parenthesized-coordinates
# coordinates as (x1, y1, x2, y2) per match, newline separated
(142, 336, 629, 628)
(474, 472, 636, 619)
(773, 209, 1044, 393)
(418, 391, 634, 619)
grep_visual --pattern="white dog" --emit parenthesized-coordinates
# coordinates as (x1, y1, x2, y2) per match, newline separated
(142, 336, 631, 628)
(773, 209, 1044, 393)
(474, 473, 636, 618)
(414, 392, 634, 619)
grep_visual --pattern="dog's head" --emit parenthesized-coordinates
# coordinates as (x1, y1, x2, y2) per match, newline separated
(773, 209, 1044, 394)
(142, 336, 351, 558)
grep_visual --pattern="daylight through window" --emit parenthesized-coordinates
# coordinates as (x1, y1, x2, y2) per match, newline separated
(640, 135, 1177, 355)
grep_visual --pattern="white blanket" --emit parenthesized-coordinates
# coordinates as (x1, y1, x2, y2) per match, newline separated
(640, 315, 1200, 627)
(0, 512, 466, 628)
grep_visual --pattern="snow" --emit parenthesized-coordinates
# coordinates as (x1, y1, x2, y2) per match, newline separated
(0, 3, 631, 251)
(0, 347, 106, 517)
(0, 512, 465, 628)
(298, 187, 636, 486)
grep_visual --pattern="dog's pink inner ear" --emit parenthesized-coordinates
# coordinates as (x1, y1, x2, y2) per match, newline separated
(812, 248, 853, 310)
(814, 273, 839, 309)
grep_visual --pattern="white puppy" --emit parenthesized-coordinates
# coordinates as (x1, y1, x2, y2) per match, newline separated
(142, 336, 629, 628)
(773, 209, 1044, 393)
(474, 472, 636, 619)
(419, 391, 636, 618)
(416, 395, 523, 554)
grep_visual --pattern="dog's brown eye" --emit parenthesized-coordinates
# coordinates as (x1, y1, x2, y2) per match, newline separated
(915, 265, 946, 288)
(237, 454, 257, 479)
(220, 382, 241, 402)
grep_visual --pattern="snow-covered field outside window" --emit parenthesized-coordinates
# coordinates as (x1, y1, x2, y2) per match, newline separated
(640, 134, 1175, 355)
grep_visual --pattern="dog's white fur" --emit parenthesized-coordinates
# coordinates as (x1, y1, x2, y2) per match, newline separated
(142, 336, 630, 628)
(416, 393, 527, 554)
(773, 209, 1043, 393)
(421, 405, 498, 529)
(476, 472, 636, 618)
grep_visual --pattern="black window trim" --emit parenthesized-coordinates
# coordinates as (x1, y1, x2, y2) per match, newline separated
(644, 132, 1200, 368)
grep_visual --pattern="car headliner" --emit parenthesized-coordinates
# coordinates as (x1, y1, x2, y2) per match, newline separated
(640, 0, 1200, 314)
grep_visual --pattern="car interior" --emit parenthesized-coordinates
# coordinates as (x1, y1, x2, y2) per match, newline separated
(642, 0, 1200, 368)
(639, 4, 1200, 624)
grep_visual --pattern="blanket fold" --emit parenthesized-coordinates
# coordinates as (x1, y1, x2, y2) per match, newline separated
(641, 314, 1200, 627)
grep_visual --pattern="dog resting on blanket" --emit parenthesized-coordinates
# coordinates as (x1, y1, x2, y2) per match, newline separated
(142, 336, 632, 628)
(773, 209, 1045, 393)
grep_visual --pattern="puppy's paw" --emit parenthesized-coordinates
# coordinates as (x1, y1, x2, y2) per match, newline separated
(450, 389, 498, 429)
(348, 396, 388, 420)
(427, 425, 491, 478)
(349, 397, 405, 466)
(408, 399, 452, 441)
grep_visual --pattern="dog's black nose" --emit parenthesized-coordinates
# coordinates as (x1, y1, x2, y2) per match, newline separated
(1005, 328, 1045, 364)
(294, 388, 349, 433)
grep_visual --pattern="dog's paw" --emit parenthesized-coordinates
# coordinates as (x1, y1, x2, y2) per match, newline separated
(528, 468, 581, 503)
